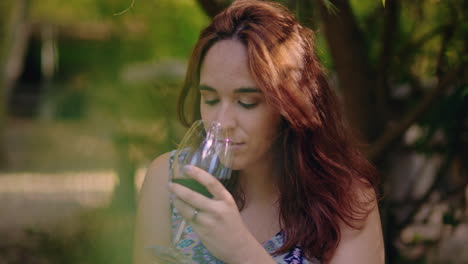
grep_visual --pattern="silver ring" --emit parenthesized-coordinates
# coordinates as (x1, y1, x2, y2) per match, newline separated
(191, 209, 199, 222)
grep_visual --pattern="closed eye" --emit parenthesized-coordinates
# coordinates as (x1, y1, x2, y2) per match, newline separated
(204, 99, 220, 105)
(238, 101, 258, 109)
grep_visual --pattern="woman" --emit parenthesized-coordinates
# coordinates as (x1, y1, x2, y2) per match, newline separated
(134, 0, 384, 263)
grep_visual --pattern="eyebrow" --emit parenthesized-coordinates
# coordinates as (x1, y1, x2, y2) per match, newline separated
(199, 85, 261, 93)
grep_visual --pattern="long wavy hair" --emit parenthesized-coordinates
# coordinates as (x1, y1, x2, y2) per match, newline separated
(177, 0, 378, 262)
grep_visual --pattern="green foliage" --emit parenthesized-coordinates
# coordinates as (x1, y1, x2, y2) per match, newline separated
(29, 0, 208, 157)
(143, 0, 209, 60)
(2, 0, 466, 263)
(412, 85, 467, 154)
(350, 0, 380, 14)
(442, 210, 460, 227)
(31, 0, 105, 23)
(18, 208, 135, 264)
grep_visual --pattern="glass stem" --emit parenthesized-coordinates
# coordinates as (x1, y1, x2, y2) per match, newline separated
(173, 219, 186, 246)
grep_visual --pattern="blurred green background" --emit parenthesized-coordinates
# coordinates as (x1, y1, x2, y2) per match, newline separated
(0, 0, 466, 263)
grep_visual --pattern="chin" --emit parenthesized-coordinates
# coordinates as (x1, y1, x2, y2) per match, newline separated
(230, 158, 247, 171)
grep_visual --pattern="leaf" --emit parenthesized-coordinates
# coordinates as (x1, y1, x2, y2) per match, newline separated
(382, 0, 386, 7)
(443, 211, 460, 227)
(322, 0, 338, 15)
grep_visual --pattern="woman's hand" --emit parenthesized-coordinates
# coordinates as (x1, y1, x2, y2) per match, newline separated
(168, 165, 262, 264)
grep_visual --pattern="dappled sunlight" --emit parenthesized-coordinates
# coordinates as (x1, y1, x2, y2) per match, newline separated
(0, 168, 148, 234)
(0, 0, 466, 262)
(0, 171, 117, 206)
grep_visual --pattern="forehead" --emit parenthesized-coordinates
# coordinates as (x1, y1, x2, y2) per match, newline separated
(199, 39, 257, 92)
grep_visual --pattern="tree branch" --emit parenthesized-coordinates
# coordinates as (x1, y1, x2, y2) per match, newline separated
(376, 0, 399, 122)
(2, 0, 31, 100)
(368, 64, 466, 161)
(368, 17, 464, 161)
(0, 0, 31, 168)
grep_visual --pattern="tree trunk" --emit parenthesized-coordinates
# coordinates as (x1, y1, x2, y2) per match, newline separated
(111, 134, 137, 211)
(0, 0, 31, 169)
(319, 0, 380, 142)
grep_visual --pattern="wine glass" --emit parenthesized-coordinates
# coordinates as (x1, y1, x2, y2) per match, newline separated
(147, 120, 233, 263)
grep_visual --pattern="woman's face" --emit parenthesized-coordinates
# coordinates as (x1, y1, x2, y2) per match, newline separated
(199, 39, 282, 170)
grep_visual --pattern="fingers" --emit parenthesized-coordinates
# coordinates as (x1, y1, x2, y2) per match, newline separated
(169, 165, 234, 223)
(183, 165, 231, 201)
(172, 197, 199, 223)
(169, 181, 214, 212)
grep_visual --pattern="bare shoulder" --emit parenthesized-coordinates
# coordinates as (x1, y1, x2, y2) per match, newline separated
(138, 151, 172, 197)
(133, 151, 173, 264)
(330, 189, 385, 264)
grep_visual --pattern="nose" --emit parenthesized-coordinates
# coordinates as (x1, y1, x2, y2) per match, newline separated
(214, 103, 236, 131)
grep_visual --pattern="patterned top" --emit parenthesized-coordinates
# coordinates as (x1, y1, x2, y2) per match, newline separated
(169, 150, 320, 264)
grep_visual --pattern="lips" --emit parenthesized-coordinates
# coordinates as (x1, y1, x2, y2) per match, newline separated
(230, 142, 245, 151)
(217, 139, 244, 145)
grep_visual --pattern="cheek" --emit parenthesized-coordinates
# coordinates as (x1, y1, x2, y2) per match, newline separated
(260, 109, 282, 138)
(200, 103, 212, 123)
(249, 112, 282, 146)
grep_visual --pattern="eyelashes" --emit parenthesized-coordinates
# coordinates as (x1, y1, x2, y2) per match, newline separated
(204, 99, 218, 105)
(203, 99, 258, 109)
(238, 101, 258, 109)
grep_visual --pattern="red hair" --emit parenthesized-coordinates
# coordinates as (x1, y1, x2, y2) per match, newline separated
(178, 0, 378, 262)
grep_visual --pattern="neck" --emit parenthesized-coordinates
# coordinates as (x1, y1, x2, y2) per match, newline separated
(237, 152, 279, 204)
